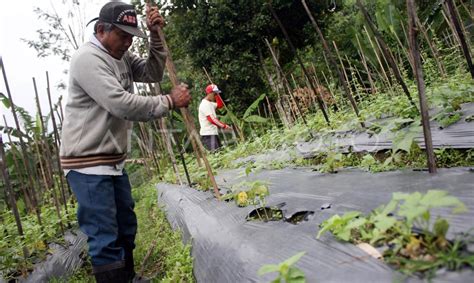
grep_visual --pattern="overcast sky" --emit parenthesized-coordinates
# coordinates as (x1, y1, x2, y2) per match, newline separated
(0, 0, 129, 132)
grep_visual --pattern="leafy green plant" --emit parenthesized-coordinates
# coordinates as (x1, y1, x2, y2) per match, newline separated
(222, 180, 270, 208)
(318, 152, 343, 173)
(258, 251, 306, 283)
(317, 190, 471, 275)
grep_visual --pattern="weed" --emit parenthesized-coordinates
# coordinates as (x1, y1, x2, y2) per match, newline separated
(317, 190, 471, 276)
(258, 251, 306, 283)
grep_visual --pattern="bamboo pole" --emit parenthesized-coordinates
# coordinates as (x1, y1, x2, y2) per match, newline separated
(33, 78, 54, 188)
(263, 38, 312, 128)
(356, 0, 418, 109)
(415, 17, 447, 78)
(445, 0, 474, 79)
(0, 56, 43, 226)
(2, 116, 33, 211)
(0, 135, 30, 258)
(268, 2, 330, 126)
(46, 71, 69, 211)
(407, 0, 437, 173)
(154, 23, 220, 199)
(362, 26, 393, 89)
(154, 83, 191, 185)
(302, 0, 364, 127)
(168, 116, 192, 186)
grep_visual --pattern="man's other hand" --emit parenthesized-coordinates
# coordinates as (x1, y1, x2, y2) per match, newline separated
(146, 3, 165, 33)
(170, 84, 191, 108)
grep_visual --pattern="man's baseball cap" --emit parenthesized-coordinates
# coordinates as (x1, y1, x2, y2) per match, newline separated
(87, 2, 147, 38)
(205, 84, 222, 94)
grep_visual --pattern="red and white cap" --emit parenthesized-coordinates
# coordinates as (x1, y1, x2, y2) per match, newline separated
(205, 84, 222, 94)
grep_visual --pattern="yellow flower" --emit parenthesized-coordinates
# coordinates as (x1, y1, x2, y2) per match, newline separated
(237, 191, 248, 207)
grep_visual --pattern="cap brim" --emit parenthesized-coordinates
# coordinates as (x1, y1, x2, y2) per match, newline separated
(113, 24, 147, 39)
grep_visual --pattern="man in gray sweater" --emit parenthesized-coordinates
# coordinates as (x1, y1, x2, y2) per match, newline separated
(60, 2, 190, 282)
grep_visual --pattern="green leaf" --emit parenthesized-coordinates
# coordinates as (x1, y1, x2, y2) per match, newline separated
(244, 115, 268, 124)
(0, 92, 11, 108)
(258, 264, 280, 275)
(243, 93, 266, 119)
(433, 218, 449, 238)
(281, 251, 306, 267)
(373, 214, 396, 232)
(286, 267, 306, 283)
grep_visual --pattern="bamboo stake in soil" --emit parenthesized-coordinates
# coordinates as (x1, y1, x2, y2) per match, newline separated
(0, 56, 43, 226)
(263, 38, 313, 131)
(302, 0, 364, 127)
(2, 116, 33, 211)
(0, 136, 30, 259)
(407, 0, 437, 173)
(268, 3, 330, 126)
(46, 71, 69, 211)
(356, 0, 418, 110)
(154, 24, 220, 199)
(444, 0, 474, 79)
(415, 17, 446, 78)
(33, 78, 55, 188)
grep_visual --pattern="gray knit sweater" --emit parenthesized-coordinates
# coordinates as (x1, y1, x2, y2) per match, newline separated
(60, 33, 171, 169)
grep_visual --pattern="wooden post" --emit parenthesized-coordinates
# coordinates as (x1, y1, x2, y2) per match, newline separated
(33, 78, 55, 188)
(445, 0, 474, 79)
(0, 56, 43, 226)
(407, 0, 437, 173)
(46, 71, 69, 211)
(154, 26, 220, 199)
(2, 116, 33, 211)
(0, 136, 30, 258)
(268, 3, 330, 125)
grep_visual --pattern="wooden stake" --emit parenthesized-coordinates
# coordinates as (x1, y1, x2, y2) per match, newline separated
(46, 71, 69, 211)
(0, 56, 43, 226)
(0, 136, 30, 259)
(357, 1, 418, 110)
(407, 0, 437, 173)
(268, 3, 330, 126)
(154, 26, 220, 199)
(302, 0, 364, 127)
(2, 116, 33, 211)
(445, 0, 474, 79)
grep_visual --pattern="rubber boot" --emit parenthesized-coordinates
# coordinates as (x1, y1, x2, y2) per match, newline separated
(124, 251, 136, 282)
(94, 267, 128, 283)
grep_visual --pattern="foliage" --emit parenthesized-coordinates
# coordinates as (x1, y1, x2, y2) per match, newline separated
(165, 0, 330, 113)
(0, 200, 77, 280)
(222, 180, 270, 208)
(258, 251, 306, 283)
(317, 190, 472, 275)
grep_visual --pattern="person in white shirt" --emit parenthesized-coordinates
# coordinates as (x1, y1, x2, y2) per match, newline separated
(198, 84, 230, 151)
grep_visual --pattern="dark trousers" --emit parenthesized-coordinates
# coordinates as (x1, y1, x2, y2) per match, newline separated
(67, 170, 137, 274)
(201, 135, 222, 151)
